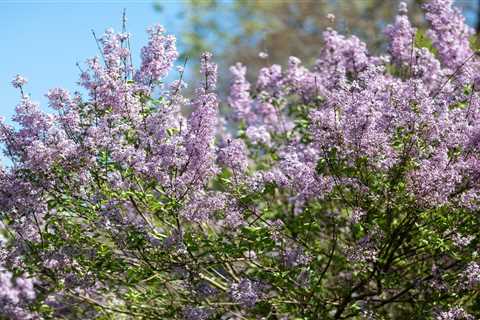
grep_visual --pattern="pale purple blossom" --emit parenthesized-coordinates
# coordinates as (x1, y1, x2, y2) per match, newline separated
(436, 307, 474, 320)
(461, 262, 480, 289)
(135, 24, 178, 86)
(326, 13, 335, 23)
(230, 278, 259, 307)
(0, 265, 37, 320)
(182, 306, 211, 320)
(217, 138, 249, 173)
(11, 74, 27, 89)
(385, 2, 415, 65)
(424, 0, 474, 70)
(258, 52, 269, 59)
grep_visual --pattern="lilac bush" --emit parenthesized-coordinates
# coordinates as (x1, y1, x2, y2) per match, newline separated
(1, 0, 480, 318)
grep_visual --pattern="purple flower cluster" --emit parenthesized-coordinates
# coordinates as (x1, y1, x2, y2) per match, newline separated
(436, 307, 474, 320)
(182, 306, 211, 320)
(461, 262, 480, 289)
(11, 74, 27, 89)
(229, 278, 259, 308)
(424, 0, 474, 70)
(135, 24, 178, 88)
(0, 265, 37, 320)
(385, 2, 415, 66)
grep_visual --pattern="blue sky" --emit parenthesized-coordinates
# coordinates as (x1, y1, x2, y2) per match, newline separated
(0, 0, 183, 123)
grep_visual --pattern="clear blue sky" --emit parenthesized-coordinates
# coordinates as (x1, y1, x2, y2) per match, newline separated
(0, 0, 183, 123)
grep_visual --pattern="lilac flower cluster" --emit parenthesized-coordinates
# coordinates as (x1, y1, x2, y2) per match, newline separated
(461, 262, 480, 289)
(182, 306, 211, 320)
(11, 74, 28, 89)
(423, 0, 474, 70)
(436, 307, 474, 320)
(136, 24, 178, 88)
(384, 2, 415, 66)
(229, 278, 259, 308)
(0, 265, 37, 320)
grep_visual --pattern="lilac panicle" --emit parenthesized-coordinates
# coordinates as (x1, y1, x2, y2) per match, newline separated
(182, 306, 211, 320)
(217, 137, 249, 173)
(385, 2, 415, 66)
(11, 74, 28, 89)
(436, 307, 474, 320)
(424, 0, 474, 70)
(179, 52, 219, 192)
(230, 278, 259, 308)
(135, 24, 178, 87)
(228, 62, 253, 122)
(0, 264, 37, 320)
